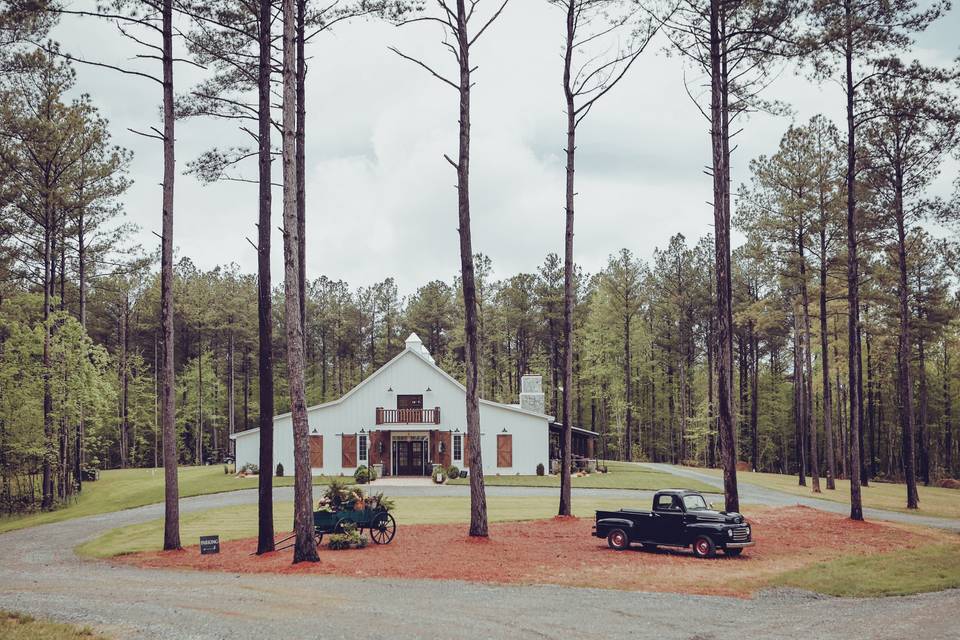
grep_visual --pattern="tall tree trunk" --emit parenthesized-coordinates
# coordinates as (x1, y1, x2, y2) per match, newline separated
(749, 321, 759, 472)
(794, 309, 807, 485)
(894, 181, 919, 508)
(624, 316, 632, 462)
(800, 238, 820, 492)
(917, 333, 929, 485)
(41, 204, 53, 510)
(944, 347, 953, 476)
(707, 312, 716, 468)
(121, 303, 130, 467)
(452, 0, 489, 536)
(843, 0, 863, 520)
(711, 0, 738, 513)
(866, 322, 877, 477)
(228, 330, 235, 453)
(557, 0, 576, 516)
(161, 0, 181, 550)
(76, 206, 86, 492)
(282, 0, 317, 563)
(256, 0, 276, 556)
(818, 234, 836, 489)
(196, 332, 203, 463)
(296, 0, 307, 346)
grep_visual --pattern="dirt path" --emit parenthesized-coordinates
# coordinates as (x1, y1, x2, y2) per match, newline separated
(1, 486, 959, 639)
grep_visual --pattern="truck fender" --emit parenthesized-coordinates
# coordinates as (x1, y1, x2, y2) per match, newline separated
(683, 523, 723, 545)
(597, 518, 635, 529)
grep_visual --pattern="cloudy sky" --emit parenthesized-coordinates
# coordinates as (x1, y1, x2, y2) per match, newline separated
(53, 1, 959, 295)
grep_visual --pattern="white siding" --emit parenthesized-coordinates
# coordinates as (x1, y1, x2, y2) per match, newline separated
(232, 349, 549, 475)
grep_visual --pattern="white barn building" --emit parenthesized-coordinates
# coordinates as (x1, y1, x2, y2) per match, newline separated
(231, 333, 590, 477)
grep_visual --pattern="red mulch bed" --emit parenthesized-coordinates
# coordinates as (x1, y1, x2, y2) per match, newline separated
(115, 506, 938, 597)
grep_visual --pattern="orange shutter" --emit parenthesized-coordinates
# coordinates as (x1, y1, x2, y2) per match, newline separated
(497, 434, 512, 468)
(342, 434, 357, 468)
(309, 435, 324, 468)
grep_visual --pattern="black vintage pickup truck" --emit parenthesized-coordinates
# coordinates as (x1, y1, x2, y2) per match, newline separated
(594, 489, 753, 558)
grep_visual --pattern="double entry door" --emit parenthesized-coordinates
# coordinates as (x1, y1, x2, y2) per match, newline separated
(394, 439, 427, 476)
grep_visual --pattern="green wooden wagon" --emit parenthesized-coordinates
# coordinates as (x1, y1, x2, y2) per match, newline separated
(313, 503, 396, 545)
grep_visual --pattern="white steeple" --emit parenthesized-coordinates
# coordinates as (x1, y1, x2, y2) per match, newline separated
(405, 332, 435, 364)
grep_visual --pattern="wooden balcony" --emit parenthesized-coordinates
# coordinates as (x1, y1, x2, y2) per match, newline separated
(375, 407, 441, 425)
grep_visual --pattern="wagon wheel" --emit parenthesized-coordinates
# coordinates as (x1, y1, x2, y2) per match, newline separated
(314, 531, 324, 546)
(369, 512, 396, 545)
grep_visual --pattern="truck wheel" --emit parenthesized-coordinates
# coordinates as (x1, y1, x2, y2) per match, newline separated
(692, 535, 716, 558)
(607, 528, 630, 551)
(725, 548, 743, 557)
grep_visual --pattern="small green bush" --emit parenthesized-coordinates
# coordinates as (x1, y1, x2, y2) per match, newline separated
(536, 463, 545, 476)
(354, 465, 371, 484)
(275, 462, 284, 477)
(446, 465, 460, 481)
(327, 521, 368, 550)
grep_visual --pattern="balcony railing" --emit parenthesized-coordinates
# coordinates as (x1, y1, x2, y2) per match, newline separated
(376, 407, 441, 425)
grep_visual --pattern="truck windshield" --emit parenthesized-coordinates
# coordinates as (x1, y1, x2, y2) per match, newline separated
(682, 495, 709, 511)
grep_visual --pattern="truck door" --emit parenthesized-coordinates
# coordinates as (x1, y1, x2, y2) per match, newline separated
(652, 494, 685, 543)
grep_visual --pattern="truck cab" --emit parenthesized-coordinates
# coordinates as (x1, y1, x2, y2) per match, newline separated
(593, 489, 754, 558)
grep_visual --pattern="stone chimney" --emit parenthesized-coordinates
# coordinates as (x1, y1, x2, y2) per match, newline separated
(519, 374, 545, 414)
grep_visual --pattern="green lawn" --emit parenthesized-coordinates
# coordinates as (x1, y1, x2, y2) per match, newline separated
(774, 544, 960, 597)
(689, 467, 960, 519)
(0, 611, 106, 639)
(78, 494, 636, 558)
(448, 461, 716, 492)
(0, 466, 338, 534)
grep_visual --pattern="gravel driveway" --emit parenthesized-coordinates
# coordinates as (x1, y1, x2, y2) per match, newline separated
(1, 473, 959, 639)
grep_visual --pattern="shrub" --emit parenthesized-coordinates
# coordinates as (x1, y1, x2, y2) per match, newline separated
(327, 521, 368, 550)
(223, 464, 229, 475)
(354, 465, 371, 484)
(446, 465, 460, 481)
(432, 468, 446, 484)
(275, 462, 284, 477)
(536, 463, 545, 476)
(239, 463, 259, 475)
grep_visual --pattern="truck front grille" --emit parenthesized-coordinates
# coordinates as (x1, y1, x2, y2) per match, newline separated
(730, 527, 750, 541)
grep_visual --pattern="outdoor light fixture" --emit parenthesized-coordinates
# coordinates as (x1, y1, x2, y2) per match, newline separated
(311, 428, 318, 434)
(387, 386, 393, 392)
(454, 428, 460, 433)
(501, 428, 508, 433)
(360, 428, 365, 434)
(425, 386, 432, 392)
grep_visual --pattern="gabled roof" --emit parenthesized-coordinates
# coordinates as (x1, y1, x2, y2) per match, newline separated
(232, 337, 553, 439)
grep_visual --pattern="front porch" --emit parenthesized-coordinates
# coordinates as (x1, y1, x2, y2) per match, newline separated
(366, 428, 460, 477)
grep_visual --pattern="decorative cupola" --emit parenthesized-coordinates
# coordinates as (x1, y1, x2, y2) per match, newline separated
(405, 332, 435, 364)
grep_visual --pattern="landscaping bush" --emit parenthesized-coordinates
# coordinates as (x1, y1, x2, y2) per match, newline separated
(432, 467, 446, 484)
(239, 463, 259, 475)
(446, 465, 460, 481)
(327, 522, 368, 550)
(354, 465, 371, 484)
(275, 462, 284, 477)
(536, 463, 545, 476)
